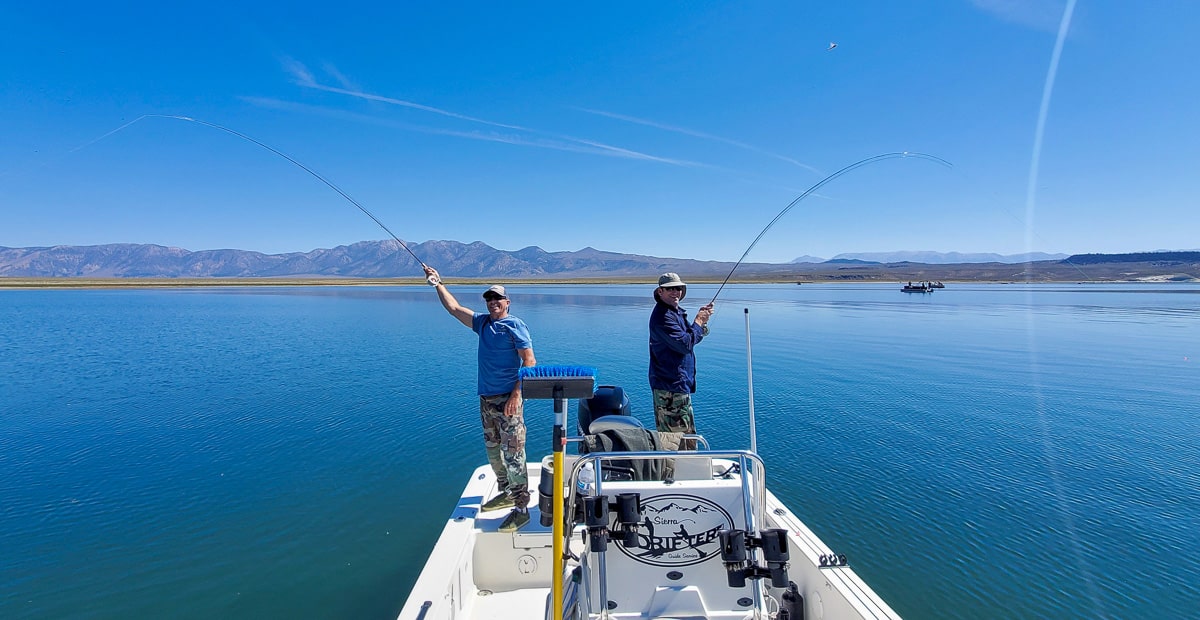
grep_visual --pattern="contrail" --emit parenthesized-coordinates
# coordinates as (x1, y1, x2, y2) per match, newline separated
(301, 80, 534, 133)
(1021, 1, 1104, 617)
(1025, 0, 1075, 254)
(283, 59, 732, 169)
(242, 95, 705, 166)
(576, 107, 823, 175)
(276, 59, 832, 186)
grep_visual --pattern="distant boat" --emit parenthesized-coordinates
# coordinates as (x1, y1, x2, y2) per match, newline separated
(930, 281, 945, 288)
(901, 281, 934, 293)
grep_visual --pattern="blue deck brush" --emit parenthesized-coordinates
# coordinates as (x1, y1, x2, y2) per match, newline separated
(519, 365, 597, 400)
(522, 365, 596, 614)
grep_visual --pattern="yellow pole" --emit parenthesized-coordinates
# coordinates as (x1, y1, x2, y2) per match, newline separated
(551, 415, 566, 620)
(519, 367, 593, 620)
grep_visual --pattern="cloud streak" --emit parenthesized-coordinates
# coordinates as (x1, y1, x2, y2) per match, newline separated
(970, 0, 1071, 33)
(277, 58, 704, 167)
(241, 95, 704, 167)
(576, 107, 823, 176)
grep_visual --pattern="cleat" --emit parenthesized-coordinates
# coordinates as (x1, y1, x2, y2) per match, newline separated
(481, 492, 515, 512)
(498, 509, 530, 532)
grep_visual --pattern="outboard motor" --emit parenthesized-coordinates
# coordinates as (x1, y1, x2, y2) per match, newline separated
(577, 385, 631, 435)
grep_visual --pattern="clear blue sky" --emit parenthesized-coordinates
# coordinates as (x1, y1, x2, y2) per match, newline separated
(2, 1, 1196, 263)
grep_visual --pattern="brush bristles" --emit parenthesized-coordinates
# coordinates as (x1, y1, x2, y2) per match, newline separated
(520, 365, 597, 379)
(519, 365, 597, 399)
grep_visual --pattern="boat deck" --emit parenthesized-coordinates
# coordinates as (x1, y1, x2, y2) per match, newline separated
(471, 587, 551, 617)
(400, 455, 902, 620)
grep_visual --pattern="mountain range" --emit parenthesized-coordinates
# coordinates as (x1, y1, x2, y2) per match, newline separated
(1, 242, 1197, 282)
(0, 240, 789, 279)
(797, 251, 1069, 264)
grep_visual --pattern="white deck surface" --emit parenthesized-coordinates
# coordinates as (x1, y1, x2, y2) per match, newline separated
(399, 457, 902, 620)
(469, 586, 552, 618)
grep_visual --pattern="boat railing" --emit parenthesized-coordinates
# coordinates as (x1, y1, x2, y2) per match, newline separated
(555, 449, 770, 617)
(563, 433, 710, 450)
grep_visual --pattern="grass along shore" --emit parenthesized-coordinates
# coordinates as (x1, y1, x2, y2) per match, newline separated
(3, 273, 1197, 289)
(0, 276, 753, 289)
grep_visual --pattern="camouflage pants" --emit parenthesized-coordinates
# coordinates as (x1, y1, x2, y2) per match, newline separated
(652, 389, 697, 450)
(480, 394, 529, 506)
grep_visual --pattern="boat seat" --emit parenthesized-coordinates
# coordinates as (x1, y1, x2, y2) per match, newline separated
(588, 414, 644, 433)
(575, 384, 710, 482)
(577, 385, 635, 435)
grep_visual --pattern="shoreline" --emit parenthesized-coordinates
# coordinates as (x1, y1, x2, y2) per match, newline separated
(2, 276, 1195, 289)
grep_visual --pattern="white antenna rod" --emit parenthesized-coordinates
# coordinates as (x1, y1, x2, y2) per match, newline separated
(745, 308, 757, 454)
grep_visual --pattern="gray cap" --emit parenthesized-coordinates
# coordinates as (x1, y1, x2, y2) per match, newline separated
(656, 272, 687, 300)
(483, 285, 507, 299)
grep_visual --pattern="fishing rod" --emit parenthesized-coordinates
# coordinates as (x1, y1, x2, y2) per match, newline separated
(709, 151, 952, 305)
(94, 114, 428, 268)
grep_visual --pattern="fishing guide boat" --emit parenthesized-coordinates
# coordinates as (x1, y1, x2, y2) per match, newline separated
(398, 317, 901, 620)
(900, 282, 934, 293)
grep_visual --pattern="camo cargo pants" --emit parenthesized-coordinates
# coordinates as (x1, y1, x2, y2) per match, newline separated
(652, 389, 697, 450)
(480, 393, 529, 507)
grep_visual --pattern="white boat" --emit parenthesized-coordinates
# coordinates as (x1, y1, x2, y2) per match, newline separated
(398, 373, 902, 620)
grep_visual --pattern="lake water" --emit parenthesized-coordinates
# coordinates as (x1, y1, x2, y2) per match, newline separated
(1, 283, 1197, 619)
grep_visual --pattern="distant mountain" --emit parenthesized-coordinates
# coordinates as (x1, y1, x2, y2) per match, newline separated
(789, 255, 827, 264)
(2, 243, 1194, 281)
(825, 258, 880, 265)
(828, 251, 1069, 264)
(1064, 251, 1200, 264)
(0, 241, 792, 279)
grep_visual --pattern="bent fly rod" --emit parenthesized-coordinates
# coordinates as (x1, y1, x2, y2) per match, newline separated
(85, 114, 428, 268)
(708, 151, 952, 305)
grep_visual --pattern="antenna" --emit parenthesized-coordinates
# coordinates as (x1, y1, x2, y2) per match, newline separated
(745, 308, 757, 454)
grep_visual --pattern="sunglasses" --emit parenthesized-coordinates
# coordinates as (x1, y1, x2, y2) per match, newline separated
(660, 286, 684, 292)
(484, 295, 507, 301)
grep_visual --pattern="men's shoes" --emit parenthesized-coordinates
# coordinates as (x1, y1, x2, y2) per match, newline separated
(481, 492, 515, 512)
(498, 508, 530, 532)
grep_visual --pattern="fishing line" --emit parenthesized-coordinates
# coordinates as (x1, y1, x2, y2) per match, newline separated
(82, 114, 427, 268)
(708, 151, 952, 304)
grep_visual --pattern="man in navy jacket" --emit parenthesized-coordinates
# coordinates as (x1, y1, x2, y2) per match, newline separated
(648, 273, 713, 449)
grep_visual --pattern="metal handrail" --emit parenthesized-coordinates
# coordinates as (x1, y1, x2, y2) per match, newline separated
(555, 449, 768, 618)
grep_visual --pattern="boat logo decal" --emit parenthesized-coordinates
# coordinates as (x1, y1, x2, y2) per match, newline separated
(616, 494, 735, 567)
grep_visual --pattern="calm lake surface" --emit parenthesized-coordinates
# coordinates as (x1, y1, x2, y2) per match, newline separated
(2, 283, 1197, 619)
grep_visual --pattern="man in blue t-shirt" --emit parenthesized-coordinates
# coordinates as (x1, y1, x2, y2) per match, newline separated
(425, 265, 536, 532)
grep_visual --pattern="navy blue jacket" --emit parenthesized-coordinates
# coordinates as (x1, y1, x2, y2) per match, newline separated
(648, 298, 706, 393)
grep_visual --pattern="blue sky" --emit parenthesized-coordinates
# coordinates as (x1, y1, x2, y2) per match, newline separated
(2, 1, 1196, 263)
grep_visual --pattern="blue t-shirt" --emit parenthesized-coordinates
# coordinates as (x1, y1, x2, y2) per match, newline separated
(471, 313, 533, 396)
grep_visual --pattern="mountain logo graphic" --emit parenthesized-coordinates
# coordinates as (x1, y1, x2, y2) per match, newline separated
(615, 494, 736, 567)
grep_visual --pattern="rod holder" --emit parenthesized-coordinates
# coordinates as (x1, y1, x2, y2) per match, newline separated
(584, 496, 610, 552)
(614, 493, 643, 547)
(719, 528, 791, 589)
